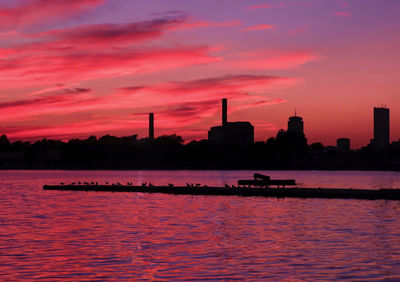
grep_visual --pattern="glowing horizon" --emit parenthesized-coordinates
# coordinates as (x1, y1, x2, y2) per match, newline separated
(0, 0, 399, 148)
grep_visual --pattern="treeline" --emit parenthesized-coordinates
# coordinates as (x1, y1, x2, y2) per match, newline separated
(0, 132, 399, 170)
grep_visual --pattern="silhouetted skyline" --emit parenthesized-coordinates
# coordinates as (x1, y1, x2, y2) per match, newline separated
(0, 1, 399, 147)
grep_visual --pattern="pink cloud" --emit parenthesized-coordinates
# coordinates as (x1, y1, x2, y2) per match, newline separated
(117, 74, 294, 108)
(246, 3, 271, 10)
(36, 17, 187, 49)
(244, 24, 276, 31)
(0, 15, 225, 90)
(287, 26, 309, 36)
(0, 46, 220, 89)
(0, 118, 146, 141)
(0, 72, 295, 141)
(333, 11, 351, 17)
(246, 3, 285, 10)
(0, 74, 292, 124)
(178, 20, 240, 29)
(0, 0, 104, 30)
(227, 50, 317, 70)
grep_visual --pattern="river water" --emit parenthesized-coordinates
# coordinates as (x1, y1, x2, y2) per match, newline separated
(1, 170, 400, 280)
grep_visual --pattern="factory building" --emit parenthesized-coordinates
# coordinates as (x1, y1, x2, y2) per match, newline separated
(208, 99, 254, 147)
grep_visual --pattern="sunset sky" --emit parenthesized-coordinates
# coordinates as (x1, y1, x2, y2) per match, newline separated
(0, 0, 399, 148)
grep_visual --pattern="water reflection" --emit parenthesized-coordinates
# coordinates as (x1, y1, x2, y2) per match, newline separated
(0, 171, 399, 280)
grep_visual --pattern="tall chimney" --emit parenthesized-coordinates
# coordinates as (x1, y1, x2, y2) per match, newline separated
(222, 98, 227, 126)
(149, 113, 154, 140)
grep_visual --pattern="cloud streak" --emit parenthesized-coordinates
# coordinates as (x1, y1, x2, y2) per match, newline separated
(332, 11, 351, 17)
(244, 24, 276, 31)
(0, 0, 104, 30)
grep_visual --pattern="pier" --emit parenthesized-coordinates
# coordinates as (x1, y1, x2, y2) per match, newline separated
(43, 184, 400, 201)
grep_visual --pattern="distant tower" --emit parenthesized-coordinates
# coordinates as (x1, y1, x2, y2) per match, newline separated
(222, 98, 227, 126)
(337, 138, 350, 152)
(287, 112, 304, 135)
(149, 113, 154, 140)
(373, 107, 389, 148)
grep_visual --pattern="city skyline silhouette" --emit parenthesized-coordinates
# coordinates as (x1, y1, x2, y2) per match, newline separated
(0, 1, 399, 148)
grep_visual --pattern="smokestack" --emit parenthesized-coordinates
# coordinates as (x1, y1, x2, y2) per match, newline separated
(222, 98, 227, 126)
(149, 113, 154, 140)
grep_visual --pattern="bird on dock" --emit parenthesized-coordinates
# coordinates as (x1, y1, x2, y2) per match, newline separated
(117, 182, 121, 186)
(106, 182, 109, 185)
(168, 184, 173, 187)
(142, 182, 146, 187)
(149, 183, 153, 187)
(225, 184, 229, 188)
(60, 182, 65, 185)
(72, 182, 75, 185)
(78, 182, 81, 185)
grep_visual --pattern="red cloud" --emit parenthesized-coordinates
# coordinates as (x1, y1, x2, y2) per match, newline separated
(0, 118, 146, 141)
(0, 88, 96, 121)
(244, 24, 276, 31)
(0, 15, 223, 89)
(0, 73, 292, 140)
(0, 0, 104, 30)
(0, 46, 220, 89)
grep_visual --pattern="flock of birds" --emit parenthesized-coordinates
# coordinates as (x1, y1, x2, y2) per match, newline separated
(58, 182, 238, 188)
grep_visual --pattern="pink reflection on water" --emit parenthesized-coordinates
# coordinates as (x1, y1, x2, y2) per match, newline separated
(0, 171, 400, 280)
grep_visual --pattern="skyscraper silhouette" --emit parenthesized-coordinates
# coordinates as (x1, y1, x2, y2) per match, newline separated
(373, 107, 389, 148)
(287, 114, 304, 135)
(337, 138, 350, 152)
(222, 98, 227, 126)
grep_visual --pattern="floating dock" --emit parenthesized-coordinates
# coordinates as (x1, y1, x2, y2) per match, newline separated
(43, 184, 400, 201)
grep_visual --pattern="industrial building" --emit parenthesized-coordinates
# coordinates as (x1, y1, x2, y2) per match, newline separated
(208, 99, 254, 146)
(373, 107, 390, 148)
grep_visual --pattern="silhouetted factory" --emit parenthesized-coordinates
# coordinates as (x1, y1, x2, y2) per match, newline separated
(208, 99, 254, 146)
